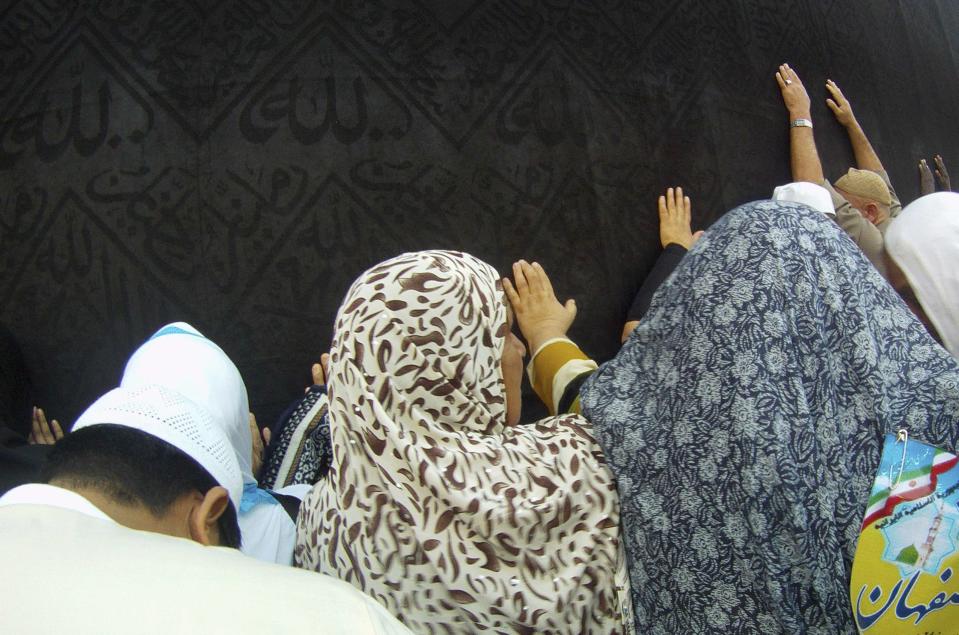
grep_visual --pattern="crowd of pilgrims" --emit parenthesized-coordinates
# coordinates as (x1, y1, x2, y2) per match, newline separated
(1, 65, 958, 634)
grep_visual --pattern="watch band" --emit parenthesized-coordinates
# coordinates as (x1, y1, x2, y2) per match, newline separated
(790, 118, 813, 129)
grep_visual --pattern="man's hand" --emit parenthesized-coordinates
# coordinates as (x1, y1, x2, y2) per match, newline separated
(658, 186, 702, 249)
(28, 407, 63, 445)
(935, 154, 951, 191)
(503, 260, 576, 355)
(920, 159, 935, 196)
(825, 79, 857, 128)
(776, 63, 811, 118)
(826, 78, 883, 172)
(778, 63, 825, 183)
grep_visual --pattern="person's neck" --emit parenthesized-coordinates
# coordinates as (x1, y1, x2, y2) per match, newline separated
(48, 479, 189, 538)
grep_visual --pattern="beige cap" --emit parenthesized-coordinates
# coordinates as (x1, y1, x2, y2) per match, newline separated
(834, 168, 892, 206)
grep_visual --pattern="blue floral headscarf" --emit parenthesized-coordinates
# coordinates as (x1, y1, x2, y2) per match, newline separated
(581, 200, 959, 634)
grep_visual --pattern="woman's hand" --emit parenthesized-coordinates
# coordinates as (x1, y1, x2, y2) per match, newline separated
(503, 260, 577, 355)
(658, 186, 702, 249)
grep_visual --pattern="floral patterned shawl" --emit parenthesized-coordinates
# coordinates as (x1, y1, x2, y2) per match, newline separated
(296, 251, 630, 634)
(581, 201, 959, 634)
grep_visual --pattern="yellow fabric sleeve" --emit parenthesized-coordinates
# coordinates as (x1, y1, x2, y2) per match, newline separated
(526, 338, 598, 415)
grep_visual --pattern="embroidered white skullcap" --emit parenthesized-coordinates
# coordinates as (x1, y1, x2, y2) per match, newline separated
(72, 384, 243, 511)
(772, 182, 835, 217)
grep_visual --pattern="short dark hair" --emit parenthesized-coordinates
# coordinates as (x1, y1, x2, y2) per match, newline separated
(40, 425, 241, 548)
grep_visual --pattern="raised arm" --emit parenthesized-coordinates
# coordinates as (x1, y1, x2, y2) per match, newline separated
(919, 159, 935, 196)
(622, 187, 701, 342)
(503, 262, 595, 415)
(935, 154, 951, 191)
(826, 79, 884, 173)
(777, 63, 825, 183)
(28, 406, 63, 445)
(503, 260, 577, 357)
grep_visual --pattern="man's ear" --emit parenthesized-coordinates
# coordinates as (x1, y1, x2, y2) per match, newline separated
(188, 486, 229, 546)
(862, 202, 880, 224)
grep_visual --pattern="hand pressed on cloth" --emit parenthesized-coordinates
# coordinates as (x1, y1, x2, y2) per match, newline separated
(935, 154, 951, 191)
(306, 352, 330, 393)
(658, 186, 703, 249)
(503, 260, 576, 356)
(920, 159, 935, 196)
(622, 187, 703, 343)
(776, 63, 811, 118)
(28, 407, 63, 445)
(249, 412, 270, 478)
(825, 79, 857, 128)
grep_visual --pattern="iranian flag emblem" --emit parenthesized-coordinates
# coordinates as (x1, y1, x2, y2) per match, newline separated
(861, 449, 959, 529)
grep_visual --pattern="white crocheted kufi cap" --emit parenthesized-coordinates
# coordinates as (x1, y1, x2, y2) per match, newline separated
(72, 384, 243, 511)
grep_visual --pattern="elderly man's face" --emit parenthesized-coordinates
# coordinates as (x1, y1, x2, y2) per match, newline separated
(837, 188, 888, 226)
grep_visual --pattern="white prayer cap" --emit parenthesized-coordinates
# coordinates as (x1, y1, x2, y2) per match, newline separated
(886, 192, 959, 359)
(72, 384, 244, 511)
(772, 182, 835, 217)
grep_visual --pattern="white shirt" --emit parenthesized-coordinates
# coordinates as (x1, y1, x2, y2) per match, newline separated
(0, 483, 113, 519)
(0, 485, 412, 634)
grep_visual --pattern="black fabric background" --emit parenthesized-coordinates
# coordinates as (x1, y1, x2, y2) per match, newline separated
(1, 1, 957, 428)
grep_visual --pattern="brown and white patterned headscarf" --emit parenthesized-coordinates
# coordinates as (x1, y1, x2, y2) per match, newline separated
(295, 251, 630, 634)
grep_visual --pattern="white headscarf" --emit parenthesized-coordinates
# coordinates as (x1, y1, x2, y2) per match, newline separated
(120, 323, 254, 484)
(885, 192, 959, 358)
(296, 251, 629, 634)
(120, 323, 298, 565)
